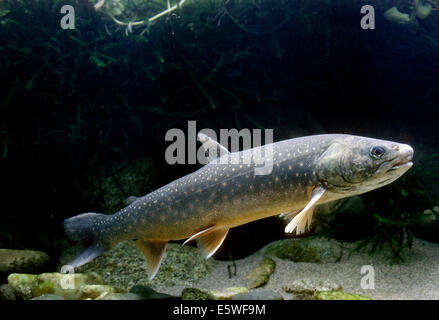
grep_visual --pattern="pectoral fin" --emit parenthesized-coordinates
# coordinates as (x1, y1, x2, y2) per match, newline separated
(284, 186, 326, 235)
(136, 239, 168, 280)
(183, 225, 229, 259)
(279, 209, 301, 221)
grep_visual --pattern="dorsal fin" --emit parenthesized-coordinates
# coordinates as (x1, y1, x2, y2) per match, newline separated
(136, 239, 168, 280)
(284, 186, 326, 235)
(183, 225, 229, 259)
(197, 133, 230, 163)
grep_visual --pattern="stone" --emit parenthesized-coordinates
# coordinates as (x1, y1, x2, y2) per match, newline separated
(262, 237, 343, 263)
(313, 290, 371, 300)
(7, 273, 37, 300)
(79, 284, 122, 300)
(232, 290, 283, 300)
(0, 284, 15, 300)
(210, 287, 249, 300)
(32, 272, 104, 300)
(0, 249, 50, 274)
(7, 272, 105, 300)
(182, 287, 249, 300)
(181, 288, 214, 300)
(283, 279, 342, 295)
(244, 258, 275, 289)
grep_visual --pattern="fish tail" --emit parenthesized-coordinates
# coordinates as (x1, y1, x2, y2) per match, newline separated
(63, 212, 108, 269)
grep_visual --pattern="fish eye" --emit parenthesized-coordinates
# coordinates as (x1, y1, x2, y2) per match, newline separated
(370, 146, 386, 158)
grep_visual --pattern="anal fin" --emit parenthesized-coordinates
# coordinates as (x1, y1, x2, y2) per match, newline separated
(183, 226, 229, 259)
(136, 239, 168, 280)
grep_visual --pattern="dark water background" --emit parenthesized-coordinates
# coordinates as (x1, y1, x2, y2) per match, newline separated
(0, 0, 438, 267)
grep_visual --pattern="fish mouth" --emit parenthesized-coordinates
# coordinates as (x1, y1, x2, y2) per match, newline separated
(388, 144, 414, 171)
(388, 160, 413, 171)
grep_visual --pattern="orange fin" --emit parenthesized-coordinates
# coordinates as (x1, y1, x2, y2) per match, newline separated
(136, 239, 168, 280)
(183, 226, 229, 259)
(284, 186, 326, 235)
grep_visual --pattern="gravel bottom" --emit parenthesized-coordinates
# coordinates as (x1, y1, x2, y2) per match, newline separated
(156, 237, 439, 300)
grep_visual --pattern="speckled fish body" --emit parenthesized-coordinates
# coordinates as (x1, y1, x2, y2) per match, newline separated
(107, 135, 336, 242)
(64, 133, 414, 279)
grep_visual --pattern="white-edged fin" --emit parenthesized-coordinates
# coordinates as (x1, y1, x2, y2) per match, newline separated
(136, 239, 168, 280)
(284, 186, 326, 235)
(197, 133, 230, 163)
(183, 225, 229, 259)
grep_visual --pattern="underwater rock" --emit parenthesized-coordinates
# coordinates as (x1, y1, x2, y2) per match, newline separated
(244, 258, 275, 289)
(181, 288, 215, 300)
(313, 291, 371, 300)
(0, 249, 50, 274)
(31, 294, 65, 300)
(31, 272, 104, 299)
(79, 284, 122, 300)
(210, 287, 249, 300)
(7, 273, 36, 300)
(182, 287, 249, 300)
(232, 290, 284, 300)
(283, 279, 342, 295)
(66, 241, 212, 291)
(0, 284, 15, 300)
(7, 272, 106, 300)
(262, 237, 343, 263)
(412, 206, 439, 243)
(383, 7, 411, 25)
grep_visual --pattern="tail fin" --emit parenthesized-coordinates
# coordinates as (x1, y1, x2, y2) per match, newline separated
(63, 212, 107, 269)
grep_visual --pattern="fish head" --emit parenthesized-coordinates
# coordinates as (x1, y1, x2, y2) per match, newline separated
(315, 135, 414, 195)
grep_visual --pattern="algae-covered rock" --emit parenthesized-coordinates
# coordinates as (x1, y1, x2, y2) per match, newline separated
(244, 258, 275, 289)
(182, 287, 248, 300)
(313, 290, 371, 300)
(79, 284, 122, 300)
(7, 273, 37, 300)
(262, 237, 343, 263)
(73, 241, 212, 291)
(181, 288, 215, 300)
(32, 272, 104, 299)
(8, 272, 106, 300)
(0, 249, 50, 274)
(283, 279, 342, 295)
(232, 290, 283, 300)
(210, 287, 249, 300)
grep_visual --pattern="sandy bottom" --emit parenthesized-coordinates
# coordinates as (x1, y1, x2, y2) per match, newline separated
(155, 237, 439, 300)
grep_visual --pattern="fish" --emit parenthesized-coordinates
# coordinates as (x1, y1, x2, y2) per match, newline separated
(64, 133, 414, 279)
